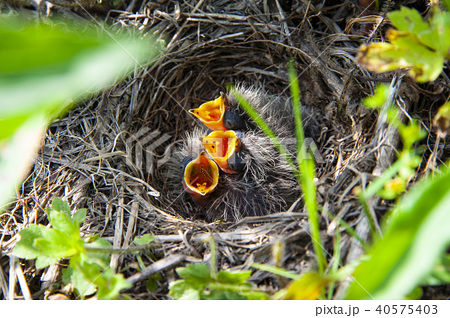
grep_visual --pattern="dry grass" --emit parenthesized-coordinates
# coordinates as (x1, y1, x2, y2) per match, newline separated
(1, 0, 449, 299)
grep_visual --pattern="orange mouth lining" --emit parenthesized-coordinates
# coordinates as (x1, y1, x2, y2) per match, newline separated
(183, 151, 219, 195)
(189, 95, 227, 131)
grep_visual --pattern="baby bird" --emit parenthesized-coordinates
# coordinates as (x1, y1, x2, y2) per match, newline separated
(165, 84, 320, 222)
(190, 84, 320, 139)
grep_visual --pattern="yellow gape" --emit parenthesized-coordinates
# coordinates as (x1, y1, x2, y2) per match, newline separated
(183, 151, 219, 196)
(199, 130, 241, 174)
(189, 95, 227, 131)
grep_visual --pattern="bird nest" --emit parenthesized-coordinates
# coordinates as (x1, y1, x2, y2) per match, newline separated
(1, 0, 449, 299)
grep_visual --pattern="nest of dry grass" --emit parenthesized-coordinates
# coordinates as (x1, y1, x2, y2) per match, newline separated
(1, 0, 450, 299)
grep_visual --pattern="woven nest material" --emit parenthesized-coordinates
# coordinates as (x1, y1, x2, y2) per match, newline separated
(1, 0, 450, 300)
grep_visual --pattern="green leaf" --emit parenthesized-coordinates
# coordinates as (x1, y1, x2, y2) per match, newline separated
(47, 208, 80, 239)
(84, 238, 112, 268)
(363, 84, 389, 109)
(274, 272, 330, 300)
(169, 263, 266, 300)
(34, 229, 80, 261)
(241, 291, 271, 300)
(0, 18, 162, 214)
(73, 208, 87, 226)
(405, 287, 422, 300)
(428, 8, 450, 55)
(433, 101, 450, 136)
(357, 33, 444, 82)
(0, 115, 47, 214)
(419, 253, 450, 286)
(443, 0, 450, 11)
(62, 257, 97, 298)
(13, 199, 86, 269)
(13, 224, 77, 269)
(388, 7, 436, 50)
(345, 166, 450, 299)
(35, 255, 61, 270)
(51, 197, 71, 214)
(399, 120, 427, 149)
(0, 19, 160, 134)
(357, 5, 450, 83)
(96, 268, 131, 300)
(133, 234, 155, 245)
(176, 263, 212, 284)
(77, 258, 131, 300)
(204, 290, 247, 300)
(146, 273, 162, 292)
(13, 224, 46, 260)
(388, 7, 450, 56)
(169, 280, 201, 299)
(216, 270, 252, 284)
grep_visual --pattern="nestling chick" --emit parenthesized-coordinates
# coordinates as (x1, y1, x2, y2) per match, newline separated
(165, 84, 321, 222)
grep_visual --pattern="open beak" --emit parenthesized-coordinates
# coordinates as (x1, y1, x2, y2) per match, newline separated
(189, 95, 227, 131)
(183, 151, 219, 196)
(199, 130, 243, 174)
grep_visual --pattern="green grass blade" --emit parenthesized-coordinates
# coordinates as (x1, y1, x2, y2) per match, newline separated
(288, 61, 326, 274)
(230, 62, 327, 275)
(345, 166, 450, 299)
(229, 87, 299, 180)
(327, 229, 341, 299)
(251, 263, 301, 280)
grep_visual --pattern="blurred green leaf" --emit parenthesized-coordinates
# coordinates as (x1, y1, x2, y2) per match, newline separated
(0, 18, 162, 214)
(170, 282, 201, 300)
(216, 270, 252, 284)
(363, 84, 389, 109)
(0, 115, 46, 213)
(133, 234, 156, 245)
(274, 272, 330, 300)
(47, 198, 83, 239)
(357, 6, 450, 82)
(388, 7, 436, 51)
(404, 287, 422, 300)
(433, 101, 450, 136)
(76, 258, 131, 299)
(420, 253, 450, 286)
(428, 7, 450, 55)
(345, 166, 450, 299)
(399, 120, 427, 149)
(0, 19, 159, 128)
(84, 238, 113, 268)
(13, 224, 47, 261)
(13, 198, 87, 268)
(146, 273, 162, 292)
(62, 256, 97, 298)
(444, 0, 450, 11)
(33, 229, 81, 265)
(170, 262, 269, 300)
(203, 289, 247, 300)
(13, 221, 82, 269)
